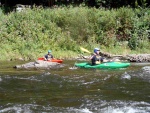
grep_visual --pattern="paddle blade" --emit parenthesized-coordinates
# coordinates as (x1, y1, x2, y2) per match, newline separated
(80, 47, 91, 54)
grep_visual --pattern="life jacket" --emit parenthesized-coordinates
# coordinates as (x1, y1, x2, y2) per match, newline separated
(91, 53, 104, 65)
(45, 54, 53, 60)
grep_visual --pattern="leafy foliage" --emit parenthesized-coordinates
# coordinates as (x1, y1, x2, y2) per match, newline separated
(0, 6, 149, 60)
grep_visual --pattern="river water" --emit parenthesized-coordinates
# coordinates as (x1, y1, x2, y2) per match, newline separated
(0, 60, 150, 113)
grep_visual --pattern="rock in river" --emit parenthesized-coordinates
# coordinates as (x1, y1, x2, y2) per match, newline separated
(14, 60, 64, 69)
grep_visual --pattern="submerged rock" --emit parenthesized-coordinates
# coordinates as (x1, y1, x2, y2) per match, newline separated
(14, 60, 64, 69)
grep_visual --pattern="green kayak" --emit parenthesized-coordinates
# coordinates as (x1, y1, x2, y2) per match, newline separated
(75, 62, 130, 69)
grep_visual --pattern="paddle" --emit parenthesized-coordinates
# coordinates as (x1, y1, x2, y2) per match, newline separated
(80, 47, 122, 62)
(80, 47, 123, 58)
(80, 47, 91, 54)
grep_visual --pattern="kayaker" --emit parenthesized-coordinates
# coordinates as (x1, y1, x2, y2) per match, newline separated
(44, 50, 54, 61)
(90, 48, 111, 65)
(90, 48, 103, 65)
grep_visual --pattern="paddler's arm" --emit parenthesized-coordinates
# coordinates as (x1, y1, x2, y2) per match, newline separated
(44, 54, 48, 61)
(100, 51, 111, 58)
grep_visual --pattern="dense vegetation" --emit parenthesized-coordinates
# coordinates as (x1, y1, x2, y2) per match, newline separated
(0, 6, 150, 60)
(1, 0, 150, 8)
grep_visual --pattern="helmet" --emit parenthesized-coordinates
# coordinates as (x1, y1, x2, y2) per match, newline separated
(94, 48, 100, 53)
(48, 50, 51, 53)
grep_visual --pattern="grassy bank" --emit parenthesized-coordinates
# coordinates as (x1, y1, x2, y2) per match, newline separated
(0, 6, 149, 61)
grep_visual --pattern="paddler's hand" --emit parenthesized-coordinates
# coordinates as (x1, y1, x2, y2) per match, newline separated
(96, 61, 101, 64)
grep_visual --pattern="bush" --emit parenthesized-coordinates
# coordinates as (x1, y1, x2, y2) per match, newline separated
(0, 6, 149, 60)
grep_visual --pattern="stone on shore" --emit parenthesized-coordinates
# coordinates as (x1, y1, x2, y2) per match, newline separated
(126, 54, 150, 62)
(78, 54, 150, 62)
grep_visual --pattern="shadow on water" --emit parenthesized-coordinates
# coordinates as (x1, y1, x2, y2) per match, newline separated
(0, 60, 150, 113)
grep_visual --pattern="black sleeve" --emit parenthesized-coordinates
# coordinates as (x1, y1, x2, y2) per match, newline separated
(91, 55, 96, 65)
(99, 52, 104, 57)
(45, 54, 48, 59)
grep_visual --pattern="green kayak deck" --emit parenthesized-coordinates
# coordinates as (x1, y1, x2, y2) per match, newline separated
(75, 62, 130, 69)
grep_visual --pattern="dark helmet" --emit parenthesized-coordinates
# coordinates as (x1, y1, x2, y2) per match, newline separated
(94, 48, 100, 53)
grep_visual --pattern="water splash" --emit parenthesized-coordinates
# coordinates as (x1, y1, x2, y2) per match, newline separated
(142, 66, 150, 74)
(69, 66, 78, 70)
(121, 72, 131, 80)
(0, 77, 2, 82)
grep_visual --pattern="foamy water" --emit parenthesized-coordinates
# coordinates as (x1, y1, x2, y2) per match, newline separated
(1, 101, 150, 113)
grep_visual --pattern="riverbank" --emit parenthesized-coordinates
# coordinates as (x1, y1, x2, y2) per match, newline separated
(3, 52, 150, 63)
(0, 46, 150, 62)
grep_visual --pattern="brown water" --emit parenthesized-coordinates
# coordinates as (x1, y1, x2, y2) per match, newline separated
(0, 60, 150, 113)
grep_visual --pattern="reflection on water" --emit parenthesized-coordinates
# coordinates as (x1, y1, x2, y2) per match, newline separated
(0, 60, 150, 113)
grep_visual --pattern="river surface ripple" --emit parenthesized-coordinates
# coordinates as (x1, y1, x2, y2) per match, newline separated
(0, 60, 150, 113)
